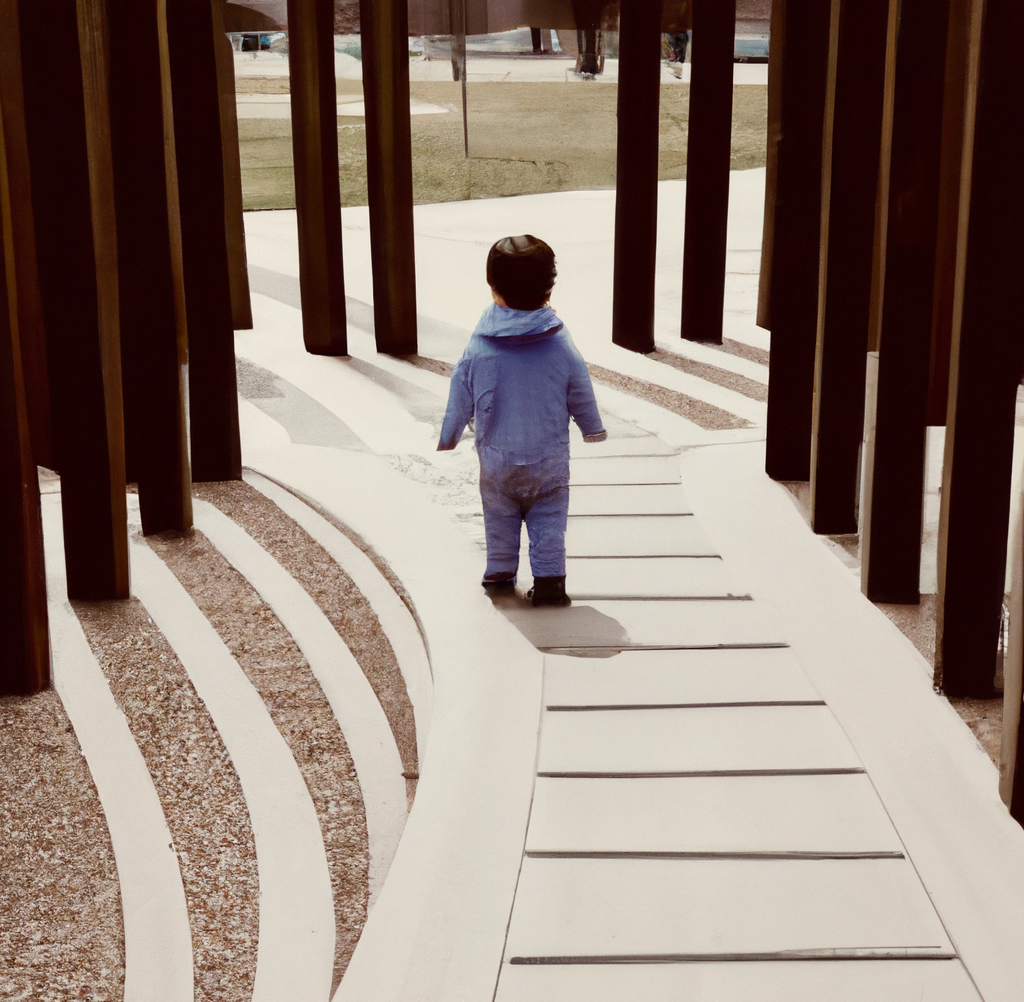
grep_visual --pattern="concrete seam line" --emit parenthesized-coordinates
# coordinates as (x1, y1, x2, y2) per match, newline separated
(243, 468, 434, 768)
(191, 497, 408, 904)
(126, 512, 335, 1002)
(41, 496, 194, 1002)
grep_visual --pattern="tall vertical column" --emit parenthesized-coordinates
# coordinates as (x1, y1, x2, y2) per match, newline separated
(611, 0, 662, 354)
(166, 0, 242, 482)
(808, 0, 889, 534)
(680, 0, 736, 344)
(928, 0, 974, 426)
(860, 0, 951, 603)
(936, 0, 1024, 697)
(759, 0, 831, 481)
(213, 4, 253, 333)
(288, 0, 348, 355)
(360, 0, 418, 355)
(108, 0, 192, 535)
(0, 0, 50, 470)
(0, 96, 49, 696)
(20, 0, 129, 600)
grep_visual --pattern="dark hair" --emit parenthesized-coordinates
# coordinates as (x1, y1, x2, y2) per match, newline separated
(486, 234, 557, 311)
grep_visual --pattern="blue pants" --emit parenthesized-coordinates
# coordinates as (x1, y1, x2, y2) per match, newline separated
(479, 450, 569, 582)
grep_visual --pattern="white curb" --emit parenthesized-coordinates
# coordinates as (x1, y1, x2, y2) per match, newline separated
(41, 495, 194, 1002)
(127, 519, 335, 1002)
(243, 469, 434, 769)
(192, 497, 408, 904)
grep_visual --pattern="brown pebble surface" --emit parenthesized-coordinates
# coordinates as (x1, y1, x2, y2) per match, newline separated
(587, 363, 753, 431)
(148, 529, 369, 994)
(710, 337, 771, 367)
(646, 348, 768, 402)
(72, 597, 259, 1002)
(0, 690, 124, 1002)
(193, 481, 420, 793)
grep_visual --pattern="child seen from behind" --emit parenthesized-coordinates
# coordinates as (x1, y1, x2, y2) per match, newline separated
(437, 235, 607, 606)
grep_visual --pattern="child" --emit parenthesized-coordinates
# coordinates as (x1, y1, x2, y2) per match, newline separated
(437, 234, 607, 606)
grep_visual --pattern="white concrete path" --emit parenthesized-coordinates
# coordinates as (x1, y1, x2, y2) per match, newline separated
(488, 437, 982, 1001)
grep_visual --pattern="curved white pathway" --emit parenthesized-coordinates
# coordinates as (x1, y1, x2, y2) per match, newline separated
(243, 469, 434, 768)
(128, 519, 336, 1002)
(41, 496, 194, 1002)
(192, 497, 408, 902)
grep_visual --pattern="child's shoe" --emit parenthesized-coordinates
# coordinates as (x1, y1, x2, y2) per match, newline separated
(528, 575, 571, 607)
(482, 578, 516, 599)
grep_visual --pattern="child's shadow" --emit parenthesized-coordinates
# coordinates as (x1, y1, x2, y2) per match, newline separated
(494, 596, 630, 657)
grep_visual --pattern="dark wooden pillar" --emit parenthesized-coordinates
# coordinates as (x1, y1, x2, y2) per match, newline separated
(680, 0, 736, 344)
(20, 0, 129, 600)
(0, 0, 50, 471)
(860, 0, 951, 603)
(936, 0, 1024, 698)
(610, 0, 661, 354)
(0, 104, 49, 696)
(108, 0, 192, 535)
(360, 0, 418, 355)
(808, 0, 889, 534)
(288, 0, 348, 355)
(166, 0, 242, 482)
(213, 5, 253, 333)
(928, 0, 974, 426)
(760, 0, 831, 481)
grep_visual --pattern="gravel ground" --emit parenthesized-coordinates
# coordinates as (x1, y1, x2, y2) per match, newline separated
(698, 336, 770, 367)
(73, 598, 260, 1002)
(587, 363, 752, 430)
(194, 481, 420, 799)
(149, 528, 369, 995)
(0, 691, 124, 1002)
(239, 79, 767, 209)
(646, 348, 768, 402)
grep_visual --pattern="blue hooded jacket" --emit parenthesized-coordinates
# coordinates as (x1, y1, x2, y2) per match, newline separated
(437, 304, 606, 464)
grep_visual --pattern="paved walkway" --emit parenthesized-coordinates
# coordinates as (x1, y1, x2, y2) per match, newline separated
(493, 434, 977, 1000)
(22, 181, 1024, 1000)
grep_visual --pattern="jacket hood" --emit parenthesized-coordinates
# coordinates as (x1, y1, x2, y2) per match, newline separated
(473, 303, 562, 339)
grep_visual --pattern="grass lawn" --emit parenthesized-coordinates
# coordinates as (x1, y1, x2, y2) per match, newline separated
(238, 79, 767, 210)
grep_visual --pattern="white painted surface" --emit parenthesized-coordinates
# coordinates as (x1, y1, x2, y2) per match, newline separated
(537, 704, 862, 775)
(494, 959, 980, 1002)
(128, 529, 335, 1002)
(568, 483, 691, 515)
(568, 435, 677, 458)
(542, 648, 821, 706)
(563, 556, 740, 599)
(683, 442, 1024, 1002)
(243, 470, 434, 768)
(569, 455, 682, 486)
(236, 300, 440, 458)
(238, 445, 543, 1002)
(191, 498, 408, 905)
(652, 334, 769, 383)
(241, 170, 771, 443)
(41, 497, 194, 1002)
(505, 856, 954, 958)
(525, 774, 904, 853)
(502, 598, 784, 650)
(239, 398, 292, 450)
(565, 515, 715, 557)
